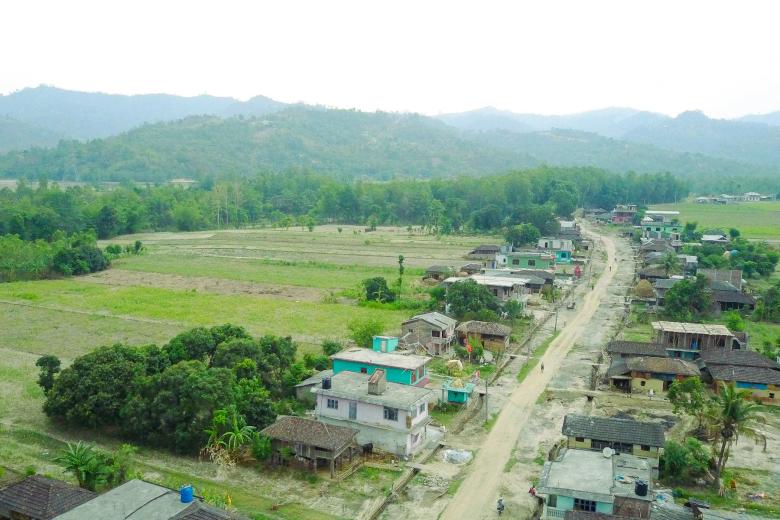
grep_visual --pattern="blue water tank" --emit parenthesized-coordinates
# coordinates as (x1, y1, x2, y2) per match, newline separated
(180, 485, 194, 503)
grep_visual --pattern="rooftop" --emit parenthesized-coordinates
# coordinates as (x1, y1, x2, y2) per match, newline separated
(608, 357, 700, 377)
(331, 348, 429, 370)
(651, 321, 733, 336)
(315, 371, 433, 409)
(645, 210, 680, 216)
(562, 414, 665, 447)
(699, 350, 780, 369)
(425, 265, 455, 273)
(402, 311, 457, 329)
(455, 320, 512, 337)
(538, 450, 653, 504)
(0, 475, 96, 520)
(654, 278, 681, 290)
(53, 479, 234, 520)
(706, 365, 780, 385)
(481, 268, 555, 281)
(294, 369, 334, 388)
(606, 341, 667, 358)
(444, 274, 530, 288)
(260, 416, 357, 451)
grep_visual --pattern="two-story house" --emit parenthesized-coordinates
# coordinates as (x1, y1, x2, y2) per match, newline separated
(401, 312, 457, 356)
(537, 238, 574, 264)
(314, 370, 434, 456)
(651, 321, 745, 360)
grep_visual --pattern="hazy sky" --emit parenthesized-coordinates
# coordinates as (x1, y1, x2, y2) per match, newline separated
(3, 0, 780, 118)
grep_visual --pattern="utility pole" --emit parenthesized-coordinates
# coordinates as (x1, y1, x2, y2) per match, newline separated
(484, 377, 489, 424)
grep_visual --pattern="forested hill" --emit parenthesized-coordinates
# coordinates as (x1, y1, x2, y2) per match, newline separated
(0, 105, 773, 188)
(0, 116, 62, 153)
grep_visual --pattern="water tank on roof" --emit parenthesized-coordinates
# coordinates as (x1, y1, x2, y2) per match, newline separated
(322, 377, 332, 390)
(635, 480, 648, 497)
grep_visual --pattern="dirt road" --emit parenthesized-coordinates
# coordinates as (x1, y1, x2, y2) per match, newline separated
(440, 228, 618, 520)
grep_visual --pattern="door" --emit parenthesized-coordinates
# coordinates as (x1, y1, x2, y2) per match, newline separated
(349, 401, 357, 420)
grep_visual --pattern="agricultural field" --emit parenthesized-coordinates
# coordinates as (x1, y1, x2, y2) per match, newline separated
(650, 201, 780, 240)
(0, 224, 497, 519)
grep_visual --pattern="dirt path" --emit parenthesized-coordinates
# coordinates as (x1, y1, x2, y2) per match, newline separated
(440, 227, 618, 520)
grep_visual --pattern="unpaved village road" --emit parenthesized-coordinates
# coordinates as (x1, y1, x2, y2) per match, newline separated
(440, 228, 618, 520)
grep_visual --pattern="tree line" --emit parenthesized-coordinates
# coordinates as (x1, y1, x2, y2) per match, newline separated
(1, 167, 688, 241)
(38, 324, 335, 455)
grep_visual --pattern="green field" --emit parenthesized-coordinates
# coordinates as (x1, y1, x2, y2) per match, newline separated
(0, 225, 496, 519)
(650, 201, 780, 240)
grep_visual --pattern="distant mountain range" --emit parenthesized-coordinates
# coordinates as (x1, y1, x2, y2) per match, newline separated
(1, 86, 780, 191)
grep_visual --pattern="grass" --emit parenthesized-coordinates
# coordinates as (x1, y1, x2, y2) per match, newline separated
(669, 468, 780, 518)
(650, 202, 780, 240)
(744, 320, 780, 348)
(428, 358, 496, 379)
(503, 451, 519, 473)
(446, 477, 464, 495)
(517, 331, 560, 383)
(430, 403, 463, 428)
(483, 412, 499, 432)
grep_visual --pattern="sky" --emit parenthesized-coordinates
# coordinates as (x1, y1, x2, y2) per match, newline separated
(2, 0, 780, 118)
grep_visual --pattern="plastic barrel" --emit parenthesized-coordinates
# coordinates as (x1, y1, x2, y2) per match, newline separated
(180, 485, 194, 503)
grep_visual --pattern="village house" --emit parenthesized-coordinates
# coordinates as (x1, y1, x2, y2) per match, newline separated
(459, 262, 484, 275)
(494, 250, 556, 270)
(441, 376, 476, 405)
(480, 267, 553, 292)
(606, 340, 667, 359)
(744, 191, 761, 202)
(443, 274, 530, 303)
(651, 321, 745, 359)
(424, 265, 455, 281)
(331, 347, 430, 386)
(294, 369, 334, 406)
(562, 414, 664, 459)
(641, 211, 682, 241)
(465, 244, 501, 260)
(699, 350, 780, 406)
(455, 320, 512, 352)
(53, 479, 240, 520)
(538, 238, 574, 264)
(558, 220, 582, 241)
(0, 475, 96, 520)
(699, 269, 743, 290)
(611, 204, 637, 224)
(314, 370, 434, 457)
(400, 311, 457, 356)
(537, 449, 654, 519)
(701, 233, 729, 245)
(261, 416, 359, 477)
(607, 356, 700, 393)
(639, 239, 675, 255)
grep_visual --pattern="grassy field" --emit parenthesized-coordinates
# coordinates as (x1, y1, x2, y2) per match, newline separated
(650, 201, 780, 240)
(0, 225, 497, 519)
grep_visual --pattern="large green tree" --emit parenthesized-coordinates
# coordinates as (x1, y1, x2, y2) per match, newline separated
(445, 279, 501, 320)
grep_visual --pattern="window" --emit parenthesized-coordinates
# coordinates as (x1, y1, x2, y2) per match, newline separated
(383, 407, 398, 421)
(411, 372, 417, 383)
(419, 403, 426, 415)
(641, 445, 651, 451)
(574, 498, 596, 512)
(548, 495, 558, 508)
(410, 405, 418, 419)
(327, 398, 339, 409)
(349, 401, 357, 419)
(575, 437, 585, 442)
(770, 393, 775, 399)
(640, 380, 646, 387)
(360, 367, 367, 374)
(432, 330, 441, 337)
(528, 259, 536, 267)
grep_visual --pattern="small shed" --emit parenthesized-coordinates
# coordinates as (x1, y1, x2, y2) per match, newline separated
(424, 265, 455, 281)
(460, 263, 484, 275)
(441, 377, 476, 404)
(456, 320, 512, 352)
(372, 335, 399, 353)
(294, 369, 334, 406)
(261, 416, 358, 477)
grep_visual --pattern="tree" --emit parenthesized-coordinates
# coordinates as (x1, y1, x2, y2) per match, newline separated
(667, 377, 706, 428)
(35, 355, 61, 395)
(708, 383, 766, 486)
(661, 438, 710, 480)
(504, 223, 540, 249)
(729, 228, 741, 240)
(164, 327, 218, 365)
(362, 277, 396, 303)
(660, 251, 681, 277)
(322, 340, 343, 356)
(55, 442, 109, 491)
(723, 311, 746, 332)
(347, 318, 383, 348)
(95, 205, 119, 239)
(663, 274, 710, 321)
(397, 255, 405, 300)
(445, 279, 500, 320)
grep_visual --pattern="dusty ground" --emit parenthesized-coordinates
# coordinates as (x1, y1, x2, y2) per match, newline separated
(79, 269, 327, 302)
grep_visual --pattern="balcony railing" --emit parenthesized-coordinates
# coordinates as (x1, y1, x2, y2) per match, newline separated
(542, 505, 567, 519)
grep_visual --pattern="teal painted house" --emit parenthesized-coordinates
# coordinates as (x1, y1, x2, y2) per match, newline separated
(441, 378, 476, 404)
(537, 238, 574, 265)
(331, 348, 430, 387)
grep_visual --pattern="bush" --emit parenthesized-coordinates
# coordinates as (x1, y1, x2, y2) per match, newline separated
(661, 439, 711, 480)
(634, 279, 654, 299)
(322, 340, 343, 356)
(347, 318, 383, 347)
(362, 277, 396, 303)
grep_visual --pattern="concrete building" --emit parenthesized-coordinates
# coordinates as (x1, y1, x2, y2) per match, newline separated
(441, 377, 476, 404)
(562, 414, 665, 460)
(611, 204, 637, 224)
(314, 370, 434, 456)
(401, 312, 457, 356)
(443, 274, 530, 302)
(294, 369, 334, 406)
(331, 348, 430, 386)
(538, 238, 574, 264)
(495, 250, 556, 270)
(537, 449, 654, 519)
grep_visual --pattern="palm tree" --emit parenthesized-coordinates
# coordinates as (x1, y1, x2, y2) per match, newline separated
(220, 406, 256, 454)
(661, 251, 681, 277)
(55, 441, 108, 491)
(708, 383, 766, 487)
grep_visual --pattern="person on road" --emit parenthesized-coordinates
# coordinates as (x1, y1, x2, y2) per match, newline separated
(540, 362, 544, 372)
(497, 497, 505, 516)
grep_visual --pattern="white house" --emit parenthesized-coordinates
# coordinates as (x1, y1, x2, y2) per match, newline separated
(744, 192, 761, 202)
(314, 370, 434, 457)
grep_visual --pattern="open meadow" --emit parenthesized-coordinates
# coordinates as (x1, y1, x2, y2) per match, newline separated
(0, 224, 498, 519)
(650, 201, 780, 240)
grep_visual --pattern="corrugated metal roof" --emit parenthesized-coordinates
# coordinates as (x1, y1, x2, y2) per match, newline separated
(562, 414, 665, 447)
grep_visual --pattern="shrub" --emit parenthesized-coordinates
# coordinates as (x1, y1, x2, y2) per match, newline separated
(347, 318, 383, 348)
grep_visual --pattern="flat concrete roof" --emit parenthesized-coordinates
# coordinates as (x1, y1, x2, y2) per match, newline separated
(538, 450, 653, 504)
(444, 275, 530, 288)
(315, 371, 433, 409)
(331, 348, 429, 370)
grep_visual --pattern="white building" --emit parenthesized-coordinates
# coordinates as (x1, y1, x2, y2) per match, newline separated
(314, 370, 434, 457)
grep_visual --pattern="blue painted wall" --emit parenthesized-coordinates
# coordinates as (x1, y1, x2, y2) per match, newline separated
(332, 359, 427, 385)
